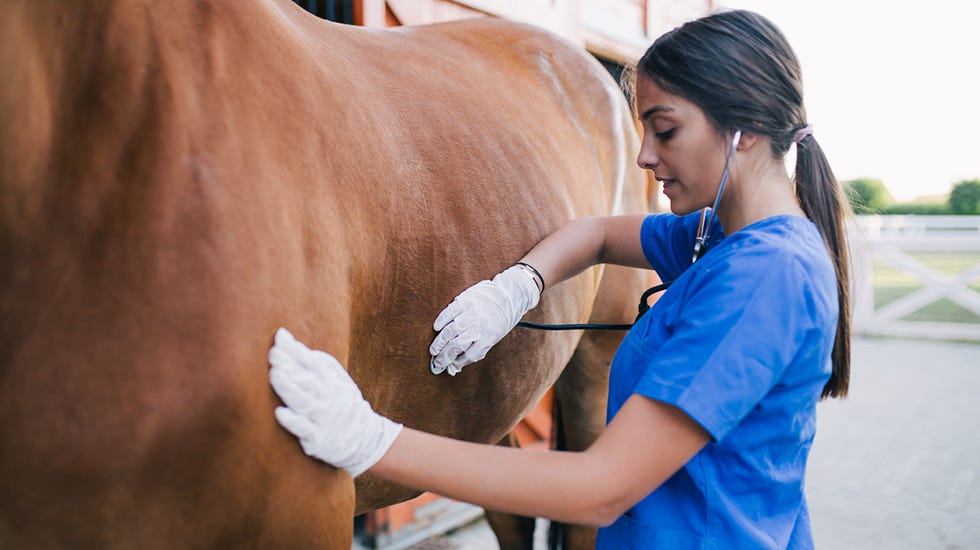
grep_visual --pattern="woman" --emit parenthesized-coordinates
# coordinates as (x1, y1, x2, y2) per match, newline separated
(268, 9, 851, 548)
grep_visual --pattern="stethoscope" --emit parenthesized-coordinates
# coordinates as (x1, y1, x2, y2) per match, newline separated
(691, 129, 741, 264)
(517, 130, 742, 331)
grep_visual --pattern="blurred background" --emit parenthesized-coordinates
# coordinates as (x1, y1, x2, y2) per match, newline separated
(293, 1, 980, 548)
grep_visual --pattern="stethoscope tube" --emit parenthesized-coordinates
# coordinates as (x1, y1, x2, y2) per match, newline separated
(692, 130, 741, 263)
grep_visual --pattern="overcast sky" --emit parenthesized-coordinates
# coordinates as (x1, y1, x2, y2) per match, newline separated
(718, 0, 980, 201)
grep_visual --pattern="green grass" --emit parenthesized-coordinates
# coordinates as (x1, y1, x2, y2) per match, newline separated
(873, 252, 980, 324)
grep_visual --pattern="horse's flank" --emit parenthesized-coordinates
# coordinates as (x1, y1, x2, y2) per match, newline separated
(0, 1, 652, 547)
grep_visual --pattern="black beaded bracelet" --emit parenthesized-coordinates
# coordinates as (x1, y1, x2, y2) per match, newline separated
(515, 261, 545, 292)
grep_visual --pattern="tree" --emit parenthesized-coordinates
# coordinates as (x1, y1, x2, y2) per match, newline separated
(947, 179, 980, 214)
(843, 178, 894, 213)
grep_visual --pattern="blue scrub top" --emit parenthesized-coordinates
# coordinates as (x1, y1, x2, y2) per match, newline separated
(596, 212, 838, 550)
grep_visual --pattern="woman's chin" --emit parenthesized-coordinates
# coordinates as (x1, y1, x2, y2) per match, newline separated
(667, 201, 699, 216)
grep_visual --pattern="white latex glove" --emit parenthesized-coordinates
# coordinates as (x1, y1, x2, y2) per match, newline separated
(268, 327, 402, 478)
(429, 265, 541, 376)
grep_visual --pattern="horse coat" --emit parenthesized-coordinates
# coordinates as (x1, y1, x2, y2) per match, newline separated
(0, 1, 655, 547)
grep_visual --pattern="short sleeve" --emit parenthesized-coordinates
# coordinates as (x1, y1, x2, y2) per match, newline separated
(640, 211, 725, 282)
(631, 250, 821, 441)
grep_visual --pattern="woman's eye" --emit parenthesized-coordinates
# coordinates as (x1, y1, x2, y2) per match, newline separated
(654, 128, 675, 141)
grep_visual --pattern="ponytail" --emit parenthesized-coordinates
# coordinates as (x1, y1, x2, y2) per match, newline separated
(794, 135, 851, 399)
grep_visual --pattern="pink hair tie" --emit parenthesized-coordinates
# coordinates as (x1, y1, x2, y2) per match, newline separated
(793, 124, 813, 143)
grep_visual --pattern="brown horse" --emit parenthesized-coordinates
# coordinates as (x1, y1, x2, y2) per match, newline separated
(0, 1, 655, 547)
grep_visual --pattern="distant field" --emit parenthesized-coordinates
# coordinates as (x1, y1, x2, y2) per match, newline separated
(873, 252, 980, 324)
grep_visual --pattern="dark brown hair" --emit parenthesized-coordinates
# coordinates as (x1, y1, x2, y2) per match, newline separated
(634, 9, 850, 398)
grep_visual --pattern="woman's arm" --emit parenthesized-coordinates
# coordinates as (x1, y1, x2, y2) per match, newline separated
(520, 214, 651, 289)
(371, 393, 710, 526)
(429, 214, 652, 375)
(271, 329, 709, 526)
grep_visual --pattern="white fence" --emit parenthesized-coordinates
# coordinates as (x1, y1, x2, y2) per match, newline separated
(850, 215, 980, 341)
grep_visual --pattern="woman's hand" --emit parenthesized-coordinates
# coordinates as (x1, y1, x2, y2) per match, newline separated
(428, 216, 648, 376)
(428, 265, 541, 376)
(268, 327, 402, 477)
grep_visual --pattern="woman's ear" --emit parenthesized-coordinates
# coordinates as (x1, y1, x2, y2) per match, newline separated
(734, 131, 760, 151)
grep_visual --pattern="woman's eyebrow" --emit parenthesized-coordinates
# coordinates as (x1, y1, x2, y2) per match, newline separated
(640, 105, 675, 122)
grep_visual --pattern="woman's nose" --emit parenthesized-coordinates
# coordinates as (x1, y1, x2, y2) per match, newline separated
(636, 145, 659, 171)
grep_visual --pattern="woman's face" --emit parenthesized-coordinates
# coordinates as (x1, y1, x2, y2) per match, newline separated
(634, 73, 729, 215)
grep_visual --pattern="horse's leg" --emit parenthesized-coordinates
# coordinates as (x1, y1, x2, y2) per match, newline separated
(547, 339, 615, 549)
(484, 432, 537, 550)
(483, 330, 626, 550)
(551, 264, 656, 549)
